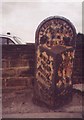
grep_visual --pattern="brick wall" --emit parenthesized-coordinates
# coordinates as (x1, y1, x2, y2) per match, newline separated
(73, 33, 83, 84)
(2, 44, 35, 88)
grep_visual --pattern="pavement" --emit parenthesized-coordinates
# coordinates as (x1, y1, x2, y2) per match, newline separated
(2, 85, 83, 119)
(0, 85, 2, 119)
(3, 112, 82, 118)
(73, 84, 84, 92)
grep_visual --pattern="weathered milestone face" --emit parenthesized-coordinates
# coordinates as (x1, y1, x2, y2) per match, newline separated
(36, 16, 76, 90)
(57, 50, 75, 88)
(36, 46, 75, 90)
(34, 16, 77, 107)
(36, 17, 76, 48)
(36, 48, 54, 88)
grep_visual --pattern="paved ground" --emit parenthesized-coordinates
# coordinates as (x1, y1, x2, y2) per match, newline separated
(2, 85, 83, 119)
(0, 87, 2, 119)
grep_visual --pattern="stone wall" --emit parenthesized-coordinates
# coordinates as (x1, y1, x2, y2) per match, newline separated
(2, 44, 35, 88)
(73, 33, 83, 84)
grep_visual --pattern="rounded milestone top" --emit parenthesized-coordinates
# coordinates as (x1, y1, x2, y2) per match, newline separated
(35, 16, 77, 48)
